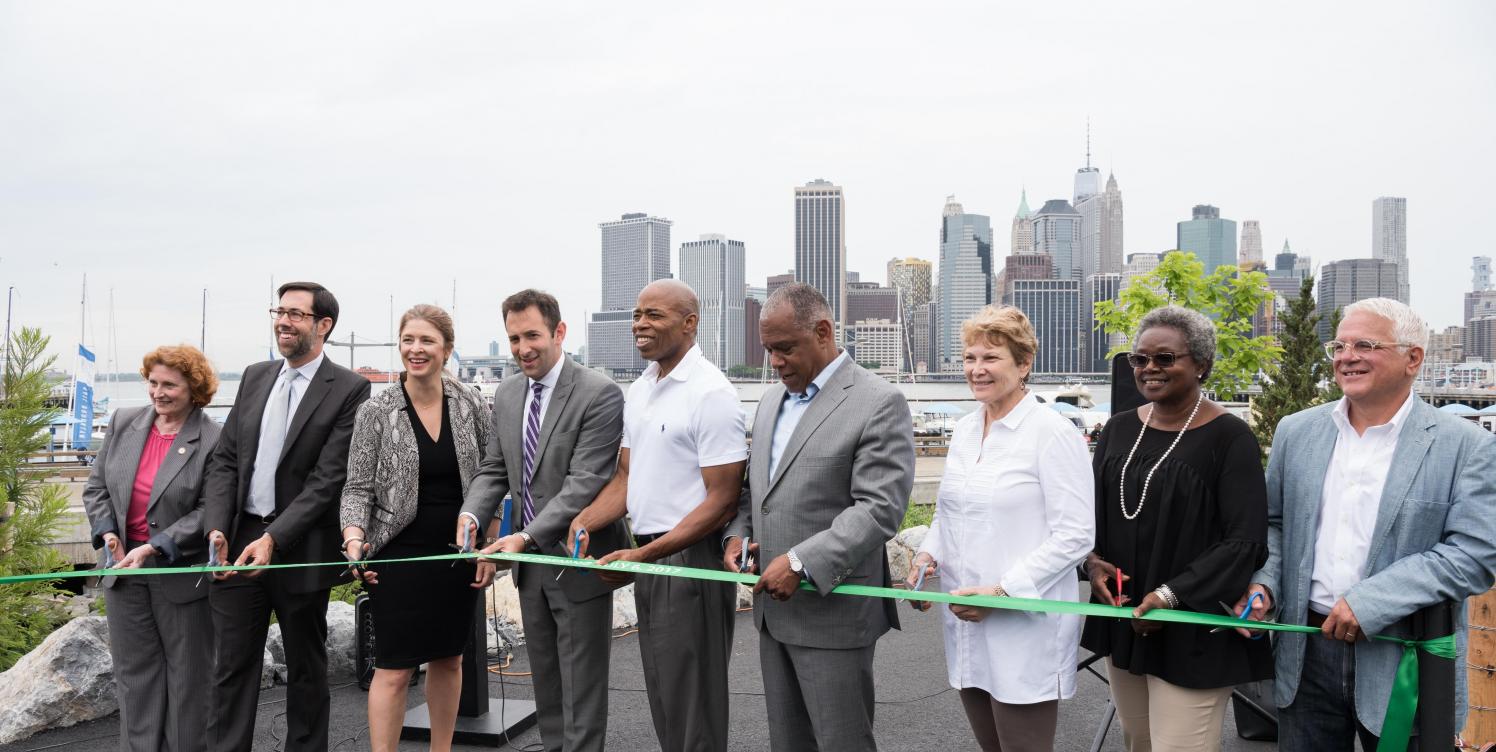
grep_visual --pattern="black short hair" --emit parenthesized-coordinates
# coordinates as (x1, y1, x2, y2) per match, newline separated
(277, 281, 339, 341)
(502, 289, 563, 333)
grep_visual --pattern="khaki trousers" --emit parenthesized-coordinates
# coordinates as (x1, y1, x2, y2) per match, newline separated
(1107, 659, 1234, 752)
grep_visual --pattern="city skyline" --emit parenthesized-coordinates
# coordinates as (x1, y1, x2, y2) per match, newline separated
(3, 3, 1492, 371)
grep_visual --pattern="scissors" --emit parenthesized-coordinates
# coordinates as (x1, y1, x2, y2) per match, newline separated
(448, 521, 476, 567)
(906, 564, 931, 611)
(343, 549, 368, 582)
(196, 540, 223, 588)
(1211, 593, 1266, 639)
(739, 536, 754, 573)
(557, 528, 586, 582)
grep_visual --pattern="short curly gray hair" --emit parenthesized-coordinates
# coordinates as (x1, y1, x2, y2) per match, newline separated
(1134, 305, 1216, 365)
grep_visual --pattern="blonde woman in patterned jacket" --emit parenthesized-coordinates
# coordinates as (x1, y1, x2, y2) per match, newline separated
(339, 304, 490, 752)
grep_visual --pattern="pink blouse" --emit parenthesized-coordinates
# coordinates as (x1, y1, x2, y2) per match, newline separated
(126, 425, 176, 543)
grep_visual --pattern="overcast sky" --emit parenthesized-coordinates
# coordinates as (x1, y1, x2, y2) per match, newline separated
(3, 1, 1493, 375)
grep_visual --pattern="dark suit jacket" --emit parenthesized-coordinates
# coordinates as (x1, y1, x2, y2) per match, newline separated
(461, 356, 628, 602)
(202, 356, 371, 593)
(82, 406, 221, 604)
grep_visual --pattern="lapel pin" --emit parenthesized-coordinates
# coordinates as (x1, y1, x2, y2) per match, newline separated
(178, 448, 186, 454)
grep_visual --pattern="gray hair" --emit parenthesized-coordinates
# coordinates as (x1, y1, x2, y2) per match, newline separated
(1134, 305, 1216, 363)
(1342, 298, 1428, 350)
(763, 283, 834, 332)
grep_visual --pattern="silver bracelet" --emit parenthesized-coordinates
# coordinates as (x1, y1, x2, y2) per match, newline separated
(1153, 584, 1179, 609)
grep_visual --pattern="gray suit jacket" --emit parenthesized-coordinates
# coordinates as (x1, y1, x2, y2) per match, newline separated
(727, 359, 915, 650)
(1253, 397, 1496, 734)
(460, 357, 628, 602)
(82, 406, 222, 603)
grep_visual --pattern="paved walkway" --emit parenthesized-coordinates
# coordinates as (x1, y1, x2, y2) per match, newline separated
(1, 596, 1276, 751)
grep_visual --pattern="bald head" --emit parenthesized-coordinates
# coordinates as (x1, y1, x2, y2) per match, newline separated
(640, 279, 699, 317)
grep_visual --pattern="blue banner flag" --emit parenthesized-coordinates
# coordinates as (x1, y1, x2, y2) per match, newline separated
(71, 344, 96, 448)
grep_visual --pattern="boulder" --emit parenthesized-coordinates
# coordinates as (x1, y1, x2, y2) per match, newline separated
(325, 601, 357, 679)
(886, 525, 930, 583)
(0, 617, 117, 744)
(611, 584, 637, 630)
(737, 584, 754, 610)
(263, 624, 287, 687)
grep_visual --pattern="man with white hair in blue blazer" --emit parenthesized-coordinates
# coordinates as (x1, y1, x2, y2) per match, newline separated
(1238, 297, 1496, 750)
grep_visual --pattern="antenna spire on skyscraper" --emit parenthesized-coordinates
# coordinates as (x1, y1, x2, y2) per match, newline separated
(1086, 117, 1092, 169)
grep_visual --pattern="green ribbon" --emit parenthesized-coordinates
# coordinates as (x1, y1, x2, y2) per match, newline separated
(1375, 633, 1457, 752)
(1, 550, 1454, 751)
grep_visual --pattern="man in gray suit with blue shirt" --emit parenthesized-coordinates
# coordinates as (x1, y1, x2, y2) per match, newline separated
(725, 283, 915, 752)
(1237, 297, 1496, 750)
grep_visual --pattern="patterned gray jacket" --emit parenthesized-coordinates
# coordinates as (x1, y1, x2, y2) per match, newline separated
(339, 372, 490, 555)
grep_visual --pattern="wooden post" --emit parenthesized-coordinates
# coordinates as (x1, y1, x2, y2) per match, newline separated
(1465, 587, 1496, 747)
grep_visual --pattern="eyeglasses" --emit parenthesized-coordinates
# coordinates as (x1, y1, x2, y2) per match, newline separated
(269, 308, 317, 323)
(1126, 352, 1186, 369)
(1322, 339, 1416, 359)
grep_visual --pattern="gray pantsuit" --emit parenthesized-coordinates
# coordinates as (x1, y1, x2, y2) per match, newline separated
(634, 537, 736, 752)
(81, 406, 221, 752)
(103, 562, 213, 752)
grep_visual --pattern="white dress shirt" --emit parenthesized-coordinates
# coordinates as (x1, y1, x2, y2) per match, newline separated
(916, 393, 1095, 703)
(1308, 389, 1418, 613)
(621, 345, 748, 535)
(247, 353, 324, 516)
(523, 356, 565, 443)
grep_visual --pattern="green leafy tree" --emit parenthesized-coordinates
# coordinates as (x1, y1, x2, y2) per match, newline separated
(1250, 276, 1336, 461)
(726, 365, 761, 379)
(1093, 251, 1282, 396)
(0, 328, 74, 669)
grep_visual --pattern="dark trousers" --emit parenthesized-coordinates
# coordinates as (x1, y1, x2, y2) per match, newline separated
(517, 563, 614, 752)
(1279, 632, 1420, 752)
(635, 537, 736, 752)
(957, 689, 1058, 752)
(206, 519, 332, 752)
(104, 559, 213, 752)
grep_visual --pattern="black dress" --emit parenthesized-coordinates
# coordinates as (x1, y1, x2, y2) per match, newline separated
(1079, 409, 1274, 689)
(368, 391, 477, 669)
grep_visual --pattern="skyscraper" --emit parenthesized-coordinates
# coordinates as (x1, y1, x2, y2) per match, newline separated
(795, 179, 847, 327)
(1032, 199, 1082, 280)
(767, 271, 796, 298)
(909, 303, 932, 373)
(937, 196, 994, 372)
(744, 297, 763, 370)
(588, 212, 672, 374)
(1239, 220, 1264, 267)
(1372, 197, 1409, 304)
(1099, 173, 1124, 275)
(1318, 258, 1399, 340)
(888, 257, 933, 373)
(1011, 190, 1034, 256)
(999, 253, 1054, 305)
(1123, 252, 1161, 284)
(846, 282, 900, 327)
(1177, 205, 1238, 273)
(1013, 279, 1082, 374)
(599, 212, 672, 311)
(1474, 256, 1493, 292)
(1085, 273, 1122, 372)
(679, 234, 746, 371)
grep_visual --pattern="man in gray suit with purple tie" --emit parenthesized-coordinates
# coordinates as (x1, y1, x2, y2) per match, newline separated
(462, 289, 628, 752)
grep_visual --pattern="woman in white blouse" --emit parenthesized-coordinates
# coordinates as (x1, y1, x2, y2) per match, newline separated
(908, 305, 1095, 752)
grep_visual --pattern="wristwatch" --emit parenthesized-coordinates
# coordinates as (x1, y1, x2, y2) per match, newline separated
(786, 549, 804, 578)
(516, 531, 535, 550)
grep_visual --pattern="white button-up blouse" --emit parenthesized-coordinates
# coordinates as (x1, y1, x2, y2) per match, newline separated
(917, 393, 1095, 703)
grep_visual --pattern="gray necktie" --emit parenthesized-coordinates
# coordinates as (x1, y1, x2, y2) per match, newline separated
(247, 369, 300, 517)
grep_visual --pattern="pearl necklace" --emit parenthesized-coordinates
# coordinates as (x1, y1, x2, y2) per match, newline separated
(1119, 391, 1204, 521)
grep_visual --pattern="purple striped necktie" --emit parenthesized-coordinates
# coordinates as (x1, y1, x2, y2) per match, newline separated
(520, 381, 544, 527)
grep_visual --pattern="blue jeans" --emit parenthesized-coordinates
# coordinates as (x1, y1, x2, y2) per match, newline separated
(1278, 632, 1419, 752)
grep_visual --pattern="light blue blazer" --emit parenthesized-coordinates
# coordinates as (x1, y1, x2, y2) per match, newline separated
(1253, 397, 1496, 734)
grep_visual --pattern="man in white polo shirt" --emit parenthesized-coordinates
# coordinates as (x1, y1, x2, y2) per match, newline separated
(570, 279, 747, 752)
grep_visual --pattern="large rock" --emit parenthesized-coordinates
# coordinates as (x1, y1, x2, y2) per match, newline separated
(0, 616, 116, 744)
(325, 601, 357, 679)
(611, 584, 637, 629)
(263, 624, 287, 687)
(886, 525, 930, 583)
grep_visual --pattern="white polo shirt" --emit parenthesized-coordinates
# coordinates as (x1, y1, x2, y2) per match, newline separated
(622, 344, 748, 535)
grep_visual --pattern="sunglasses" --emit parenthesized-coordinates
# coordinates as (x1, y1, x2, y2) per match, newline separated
(1126, 352, 1188, 369)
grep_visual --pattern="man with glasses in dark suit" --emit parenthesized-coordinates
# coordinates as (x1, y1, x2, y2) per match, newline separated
(201, 281, 371, 752)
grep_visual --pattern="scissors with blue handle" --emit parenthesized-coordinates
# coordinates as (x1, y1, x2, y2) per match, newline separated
(557, 528, 587, 581)
(448, 523, 476, 568)
(1212, 593, 1266, 639)
(906, 564, 931, 611)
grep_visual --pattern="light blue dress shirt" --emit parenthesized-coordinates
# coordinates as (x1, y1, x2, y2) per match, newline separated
(768, 350, 849, 479)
